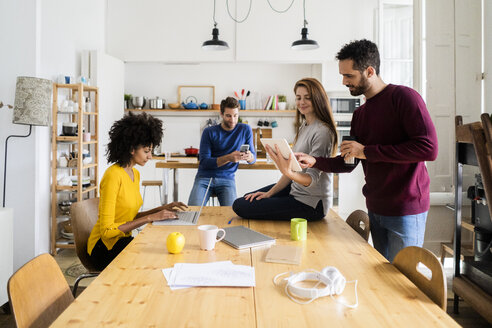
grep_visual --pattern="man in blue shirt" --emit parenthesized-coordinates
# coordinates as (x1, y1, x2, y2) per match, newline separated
(188, 97, 256, 206)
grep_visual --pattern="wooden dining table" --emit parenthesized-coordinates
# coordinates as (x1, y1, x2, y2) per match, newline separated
(51, 207, 458, 327)
(155, 157, 276, 202)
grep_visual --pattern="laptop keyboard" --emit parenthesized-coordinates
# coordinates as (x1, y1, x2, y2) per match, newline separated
(177, 211, 199, 224)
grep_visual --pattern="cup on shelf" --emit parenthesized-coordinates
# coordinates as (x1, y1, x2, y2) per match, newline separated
(239, 99, 246, 110)
(83, 132, 91, 142)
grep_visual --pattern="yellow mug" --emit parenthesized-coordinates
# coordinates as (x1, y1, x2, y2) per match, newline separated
(291, 218, 307, 241)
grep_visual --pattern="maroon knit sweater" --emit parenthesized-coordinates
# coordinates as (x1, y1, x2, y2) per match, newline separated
(315, 84, 438, 216)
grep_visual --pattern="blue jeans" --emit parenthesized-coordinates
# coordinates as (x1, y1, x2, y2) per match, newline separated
(232, 183, 324, 221)
(188, 176, 237, 206)
(368, 211, 428, 263)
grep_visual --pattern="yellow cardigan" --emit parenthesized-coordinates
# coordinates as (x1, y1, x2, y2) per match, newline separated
(87, 164, 143, 255)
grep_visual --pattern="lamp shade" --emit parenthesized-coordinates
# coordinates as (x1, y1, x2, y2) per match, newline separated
(202, 27, 229, 51)
(291, 27, 319, 51)
(13, 76, 52, 126)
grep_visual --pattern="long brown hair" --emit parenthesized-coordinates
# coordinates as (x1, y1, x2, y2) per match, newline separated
(293, 78, 338, 156)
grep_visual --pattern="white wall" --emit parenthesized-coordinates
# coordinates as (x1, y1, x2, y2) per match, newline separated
(90, 51, 126, 180)
(0, 0, 106, 271)
(125, 62, 321, 109)
(125, 62, 320, 153)
(0, 0, 45, 272)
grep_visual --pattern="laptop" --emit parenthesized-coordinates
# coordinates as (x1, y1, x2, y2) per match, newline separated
(153, 177, 212, 226)
(220, 225, 275, 249)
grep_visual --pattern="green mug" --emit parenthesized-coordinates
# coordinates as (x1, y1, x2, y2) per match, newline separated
(291, 218, 307, 241)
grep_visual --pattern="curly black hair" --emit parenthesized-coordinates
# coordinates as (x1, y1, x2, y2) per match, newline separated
(106, 112, 163, 167)
(336, 39, 380, 75)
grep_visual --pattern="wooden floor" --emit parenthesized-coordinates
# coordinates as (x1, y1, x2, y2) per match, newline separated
(1, 249, 491, 328)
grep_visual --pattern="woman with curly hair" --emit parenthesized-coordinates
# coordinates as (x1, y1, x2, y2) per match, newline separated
(87, 112, 187, 270)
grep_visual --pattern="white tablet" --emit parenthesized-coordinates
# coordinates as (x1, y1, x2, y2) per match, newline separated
(260, 138, 302, 172)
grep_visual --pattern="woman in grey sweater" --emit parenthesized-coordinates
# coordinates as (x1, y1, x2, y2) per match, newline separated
(232, 78, 338, 221)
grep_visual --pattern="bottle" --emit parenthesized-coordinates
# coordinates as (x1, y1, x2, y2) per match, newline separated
(85, 97, 91, 112)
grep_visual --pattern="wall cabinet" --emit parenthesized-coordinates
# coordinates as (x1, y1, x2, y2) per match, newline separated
(50, 83, 99, 254)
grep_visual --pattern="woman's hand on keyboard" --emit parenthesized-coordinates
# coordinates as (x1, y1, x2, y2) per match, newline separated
(146, 210, 178, 222)
(159, 202, 188, 212)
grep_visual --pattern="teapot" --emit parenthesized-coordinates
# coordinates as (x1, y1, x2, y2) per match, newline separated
(182, 96, 199, 109)
(199, 102, 208, 109)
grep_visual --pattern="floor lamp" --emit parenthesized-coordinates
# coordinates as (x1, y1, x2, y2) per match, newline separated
(2, 76, 52, 207)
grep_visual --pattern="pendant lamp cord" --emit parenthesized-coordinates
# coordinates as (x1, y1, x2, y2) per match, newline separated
(303, 0, 308, 28)
(226, 0, 253, 23)
(213, 0, 217, 26)
(3, 125, 32, 207)
(266, 0, 295, 13)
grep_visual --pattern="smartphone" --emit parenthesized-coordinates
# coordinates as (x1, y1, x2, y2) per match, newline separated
(240, 144, 250, 153)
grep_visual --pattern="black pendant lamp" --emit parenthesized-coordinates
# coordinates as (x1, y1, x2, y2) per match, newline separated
(291, 0, 319, 50)
(202, 0, 229, 51)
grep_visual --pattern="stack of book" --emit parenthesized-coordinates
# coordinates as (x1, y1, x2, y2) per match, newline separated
(263, 95, 280, 110)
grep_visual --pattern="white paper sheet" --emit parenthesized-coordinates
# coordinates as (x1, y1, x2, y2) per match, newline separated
(162, 261, 234, 290)
(162, 261, 255, 289)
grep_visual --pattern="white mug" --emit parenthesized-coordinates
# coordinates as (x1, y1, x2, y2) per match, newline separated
(198, 225, 226, 251)
(83, 132, 91, 142)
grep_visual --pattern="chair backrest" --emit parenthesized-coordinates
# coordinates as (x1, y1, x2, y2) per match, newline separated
(346, 210, 370, 241)
(8, 253, 74, 328)
(71, 197, 100, 272)
(393, 246, 447, 310)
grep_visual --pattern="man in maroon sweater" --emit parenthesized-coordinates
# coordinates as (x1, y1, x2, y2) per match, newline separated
(296, 39, 438, 262)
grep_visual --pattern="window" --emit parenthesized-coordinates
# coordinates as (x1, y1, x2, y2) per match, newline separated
(379, 0, 413, 87)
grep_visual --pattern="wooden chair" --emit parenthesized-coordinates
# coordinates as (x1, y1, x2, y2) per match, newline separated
(346, 210, 370, 241)
(393, 246, 447, 310)
(8, 253, 74, 328)
(70, 198, 101, 296)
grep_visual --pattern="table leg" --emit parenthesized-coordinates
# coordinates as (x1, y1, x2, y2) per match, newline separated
(162, 168, 169, 204)
(173, 168, 179, 202)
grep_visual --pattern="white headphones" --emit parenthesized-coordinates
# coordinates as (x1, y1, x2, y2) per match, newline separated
(274, 266, 358, 307)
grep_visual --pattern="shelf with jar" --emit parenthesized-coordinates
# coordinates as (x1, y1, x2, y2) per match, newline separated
(124, 109, 297, 117)
(51, 83, 99, 254)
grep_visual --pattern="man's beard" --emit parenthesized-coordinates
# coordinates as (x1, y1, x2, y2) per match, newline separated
(347, 74, 370, 96)
(223, 121, 236, 129)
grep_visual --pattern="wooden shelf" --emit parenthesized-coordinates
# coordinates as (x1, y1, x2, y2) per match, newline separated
(54, 83, 97, 92)
(51, 83, 99, 255)
(57, 111, 98, 116)
(453, 114, 492, 324)
(441, 242, 474, 260)
(125, 109, 297, 117)
(462, 216, 475, 232)
(57, 136, 79, 142)
(453, 276, 492, 324)
(83, 163, 98, 169)
(56, 184, 95, 192)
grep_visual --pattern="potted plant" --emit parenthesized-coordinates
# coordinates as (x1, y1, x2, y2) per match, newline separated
(278, 95, 287, 110)
(124, 94, 132, 109)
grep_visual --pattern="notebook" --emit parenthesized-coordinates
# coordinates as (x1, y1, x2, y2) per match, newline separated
(265, 245, 302, 265)
(259, 138, 302, 172)
(220, 225, 275, 249)
(153, 178, 212, 226)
